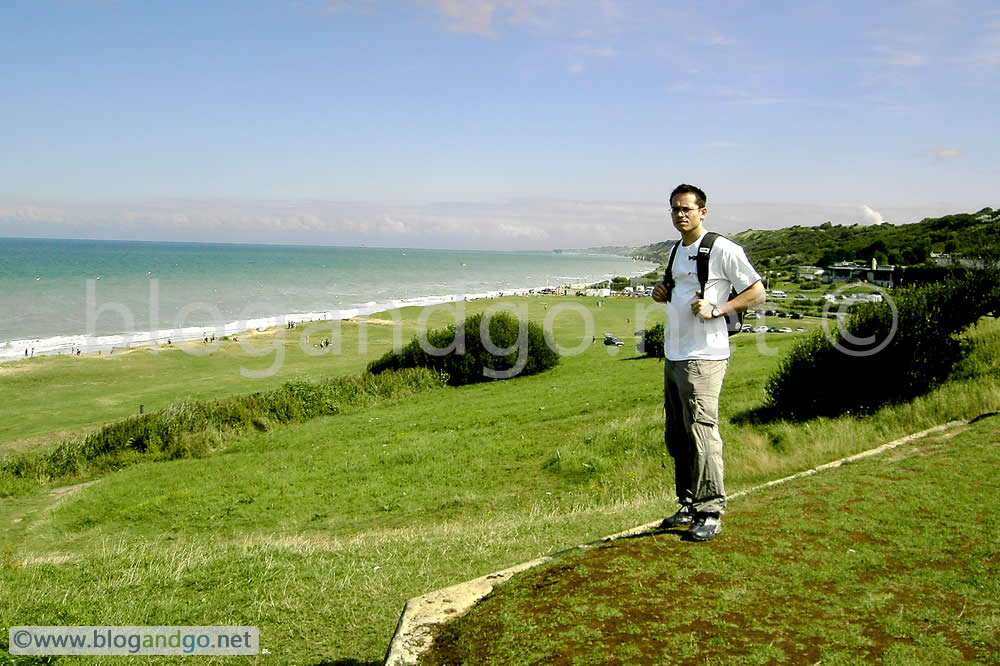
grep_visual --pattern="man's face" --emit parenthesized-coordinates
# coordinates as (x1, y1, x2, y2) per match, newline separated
(670, 192, 706, 236)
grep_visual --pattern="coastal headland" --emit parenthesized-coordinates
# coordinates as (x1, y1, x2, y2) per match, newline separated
(2, 294, 999, 663)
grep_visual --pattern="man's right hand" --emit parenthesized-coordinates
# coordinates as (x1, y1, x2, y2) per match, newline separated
(652, 282, 669, 303)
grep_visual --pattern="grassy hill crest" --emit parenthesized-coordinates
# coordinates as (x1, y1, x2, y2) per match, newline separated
(632, 207, 1000, 267)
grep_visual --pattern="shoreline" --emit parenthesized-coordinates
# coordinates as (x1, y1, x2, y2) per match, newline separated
(0, 268, 658, 364)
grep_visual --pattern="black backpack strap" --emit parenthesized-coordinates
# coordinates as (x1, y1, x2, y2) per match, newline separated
(696, 231, 746, 335)
(663, 241, 681, 302)
(696, 232, 721, 298)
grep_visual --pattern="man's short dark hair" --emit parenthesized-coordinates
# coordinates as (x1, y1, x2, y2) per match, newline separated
(670, 184, 707, 208)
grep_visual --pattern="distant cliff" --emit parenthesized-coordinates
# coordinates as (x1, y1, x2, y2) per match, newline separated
(552, 246, 637, 257)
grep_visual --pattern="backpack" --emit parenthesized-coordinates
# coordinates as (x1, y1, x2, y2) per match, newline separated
(664, 232, 743, 335)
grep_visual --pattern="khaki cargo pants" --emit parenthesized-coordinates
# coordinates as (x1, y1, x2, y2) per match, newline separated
(664, 358, 728, 515)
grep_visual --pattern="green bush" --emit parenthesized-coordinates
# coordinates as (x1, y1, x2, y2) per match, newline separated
(765, 269, 1000, 420)
(639, 324, 665, 358)
(367, 311, 559, 386)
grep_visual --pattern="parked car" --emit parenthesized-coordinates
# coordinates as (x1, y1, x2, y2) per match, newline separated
(753, 325, 769, 333)
(603, 333, 624, 347)
(778, 327, 793, 333)
(740, 324, 754, 333)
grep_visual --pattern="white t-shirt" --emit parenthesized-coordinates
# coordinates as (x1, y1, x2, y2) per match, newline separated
(663, 232, 761, 361)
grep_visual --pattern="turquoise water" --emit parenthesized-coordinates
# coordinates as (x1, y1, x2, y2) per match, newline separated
(0, 237, 655, 359)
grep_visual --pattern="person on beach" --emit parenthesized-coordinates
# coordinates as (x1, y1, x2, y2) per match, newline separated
(651, 184, 765, 541)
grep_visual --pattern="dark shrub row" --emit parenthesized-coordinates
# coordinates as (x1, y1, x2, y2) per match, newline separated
(0, 368, 446, 488)
(367, 310, 559, 386)
(765, 269, 1000, 420)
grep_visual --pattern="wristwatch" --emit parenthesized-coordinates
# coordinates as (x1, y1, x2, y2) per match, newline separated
(711, 306, 722, 319)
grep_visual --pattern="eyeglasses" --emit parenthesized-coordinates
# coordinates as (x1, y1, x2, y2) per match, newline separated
(670, 206, 703, 215)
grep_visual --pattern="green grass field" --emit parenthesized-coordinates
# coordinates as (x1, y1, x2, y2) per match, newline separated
(422, 417, 1000, 664)
(0, 296, 662, 450)
(1, 296, 998, 664)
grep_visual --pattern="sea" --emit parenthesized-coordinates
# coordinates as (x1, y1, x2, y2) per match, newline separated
(0, 237, 657, 362)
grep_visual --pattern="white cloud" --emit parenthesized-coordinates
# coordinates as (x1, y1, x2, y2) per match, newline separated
(706, 33, 738, 46)
(0, 200, 649, 249)
(321, 0, 378, 14)
(495, 221, 548, 239)
(704, 202, 978, 234)
(988, 7, 1000, 26)
(715, 87, 752, 99)
(423, 0, 565, 36)
(971, 44, 1000, 66)
(872, 44, 927, 66)
(714, 87, 801, 105)
(59, 0, 121, 7)
(968, 24, 1000, 66)
(861, 205, 885, 225)
(564, 43, 617, 75)
(430, 0, 497, 35)
(2, 199, 981, 250)
(924, 147, 961, 162)
(594, 0, 624, 29)
(381, 214, 409, 234)
(864, 28, 926, 45)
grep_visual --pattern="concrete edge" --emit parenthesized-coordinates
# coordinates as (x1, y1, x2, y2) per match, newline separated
(382, 419, 968, 666)
(381, 556, 551, 666)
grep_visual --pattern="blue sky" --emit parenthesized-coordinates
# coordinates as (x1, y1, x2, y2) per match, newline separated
(1, 0, 997, 249)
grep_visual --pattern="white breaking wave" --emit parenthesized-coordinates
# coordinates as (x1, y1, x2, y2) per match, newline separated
(0, 286, 557, 362)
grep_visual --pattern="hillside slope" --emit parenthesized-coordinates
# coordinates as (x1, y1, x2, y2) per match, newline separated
(633, 207, 1000, 266)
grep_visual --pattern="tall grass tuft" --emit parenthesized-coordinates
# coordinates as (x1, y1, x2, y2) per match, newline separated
(0, 368, 445, 491)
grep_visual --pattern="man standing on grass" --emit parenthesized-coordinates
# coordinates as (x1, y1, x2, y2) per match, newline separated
(652, 184, 765, 541)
